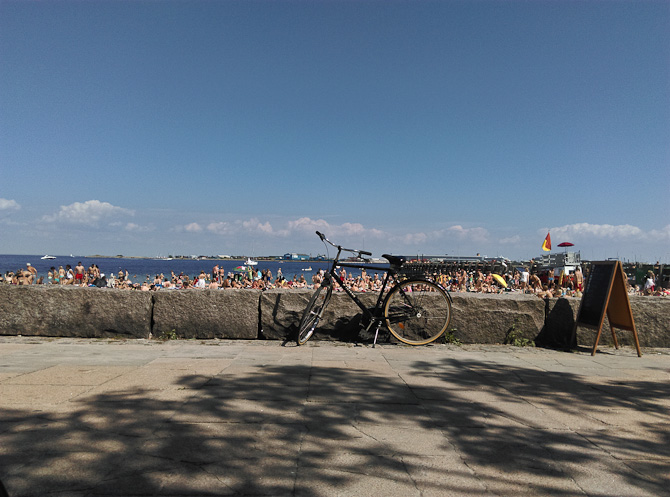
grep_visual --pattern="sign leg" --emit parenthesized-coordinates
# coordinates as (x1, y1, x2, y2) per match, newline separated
(591, 325, 603, 356)
(610, 325, 620, 350)
(632, 326, 642, 357)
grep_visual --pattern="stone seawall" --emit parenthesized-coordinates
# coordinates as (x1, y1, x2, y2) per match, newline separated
(1, 286, 668, 348)
(0, 286, 152, 339)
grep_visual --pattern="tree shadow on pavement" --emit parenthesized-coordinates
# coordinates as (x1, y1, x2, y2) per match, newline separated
(0, 355, 668, 496)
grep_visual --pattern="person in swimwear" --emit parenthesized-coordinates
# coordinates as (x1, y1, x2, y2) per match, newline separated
(574, 266, 584, 292)
(195, 271, 207, 289)
(75, 261, 85, 285)
(26, 263, 37, 283)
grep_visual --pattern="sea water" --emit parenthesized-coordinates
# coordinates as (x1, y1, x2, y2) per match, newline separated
(0, 254, 385, 281)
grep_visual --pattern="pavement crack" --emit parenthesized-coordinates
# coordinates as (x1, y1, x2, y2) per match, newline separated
(398, 455, 422, 495)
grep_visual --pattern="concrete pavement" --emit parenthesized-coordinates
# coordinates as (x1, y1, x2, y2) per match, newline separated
(1, 337, 668, 496)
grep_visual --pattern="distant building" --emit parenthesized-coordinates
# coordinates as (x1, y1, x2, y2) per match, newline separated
(414, 255, 513, 264)
(424, 255, 487, 263)
(536, 252, 581, 268)
(283, 253, 310, 261)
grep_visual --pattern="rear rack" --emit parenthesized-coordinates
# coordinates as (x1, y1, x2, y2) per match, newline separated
(399, 260, 509, 280)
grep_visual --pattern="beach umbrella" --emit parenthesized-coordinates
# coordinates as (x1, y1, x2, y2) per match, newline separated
(557, 242, 574, 254)
(492, 273, 507, 288)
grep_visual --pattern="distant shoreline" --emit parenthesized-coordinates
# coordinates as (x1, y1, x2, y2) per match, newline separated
(84, 255, 326, 262)
(5, 254, 327, 262)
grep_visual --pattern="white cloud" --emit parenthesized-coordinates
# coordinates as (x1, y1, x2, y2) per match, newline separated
(0, 218, 24, 226)
(124, 223, 153, 232)
(649, 224, 670, 240)
(180, 215, 495, 254)
(549, 223, 643, 240)
(207, 221, 234, 235)
(241, 218, 274, 234)
(184, 222, 203, 233)
(499, 235, 521, 244)
(400, 232, 428, 245)
(339, 222, 365, 235)
(0, 198, 20, 210)
(207, 217, 364, 238)
(198, 216, 492, 252)
(204, 219, 277, 236)
(43, 200, 134, 226)
(446, 225, 489, 242)
(285, 217, 385, 239)
(287, 217, 331, 233)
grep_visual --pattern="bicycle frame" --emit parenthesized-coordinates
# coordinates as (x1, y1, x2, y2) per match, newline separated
(326, 261, 398, 323)
(317, 232, 403, 336)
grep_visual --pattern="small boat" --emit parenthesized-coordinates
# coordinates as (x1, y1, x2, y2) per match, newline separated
(302, 267, 313, 271)
(41, 255, 56, 260)
(245, 258, 258, 266)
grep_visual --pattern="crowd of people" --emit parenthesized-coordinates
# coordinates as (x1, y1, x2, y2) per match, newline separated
(432, 267, 586, 298)
(1, 261, 667, 297)
(401, 267, 665, 297)
(0, 262, 314, 291)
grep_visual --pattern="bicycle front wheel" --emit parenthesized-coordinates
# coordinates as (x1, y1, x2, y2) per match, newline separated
(384, 279, 451, 345)
(297, 282, 332, 345)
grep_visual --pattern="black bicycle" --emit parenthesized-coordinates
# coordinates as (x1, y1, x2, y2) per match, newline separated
(297, 231, 452, 346)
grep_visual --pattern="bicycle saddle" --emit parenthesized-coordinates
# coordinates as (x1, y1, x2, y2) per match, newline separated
(382, 254, 405, 267)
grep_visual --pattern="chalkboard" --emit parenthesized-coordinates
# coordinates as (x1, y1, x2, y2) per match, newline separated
(572, 260, 641, 357)
(576, 262, 616, 328)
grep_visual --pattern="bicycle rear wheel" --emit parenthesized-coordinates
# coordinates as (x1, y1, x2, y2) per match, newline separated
(384, 279, 451, 345)
(297, 281, 332, 345)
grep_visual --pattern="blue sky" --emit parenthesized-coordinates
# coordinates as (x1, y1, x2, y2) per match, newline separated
(1, 0, 668, 262)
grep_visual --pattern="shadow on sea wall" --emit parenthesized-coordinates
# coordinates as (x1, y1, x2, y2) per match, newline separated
(0, 286, 668, 347)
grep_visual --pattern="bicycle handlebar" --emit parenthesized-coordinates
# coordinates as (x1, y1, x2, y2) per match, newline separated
(316, 231, 372, 257)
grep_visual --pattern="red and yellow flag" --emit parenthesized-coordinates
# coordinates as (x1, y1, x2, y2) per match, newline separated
(542, 232, 551, 252)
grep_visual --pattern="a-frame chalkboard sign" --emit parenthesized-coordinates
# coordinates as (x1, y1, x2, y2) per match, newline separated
(572, 261, 641, 356)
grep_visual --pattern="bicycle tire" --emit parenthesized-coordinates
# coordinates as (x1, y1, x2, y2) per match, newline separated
(383, 279, 451, 345)
(297, 281, 332, 345)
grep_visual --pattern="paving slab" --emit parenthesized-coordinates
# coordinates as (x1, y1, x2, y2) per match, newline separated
(0, 337, 668, 497)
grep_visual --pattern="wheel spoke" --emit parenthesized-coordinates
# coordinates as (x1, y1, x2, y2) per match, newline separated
(384, 279, 451, 345)
(297, 282, 332, 345)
